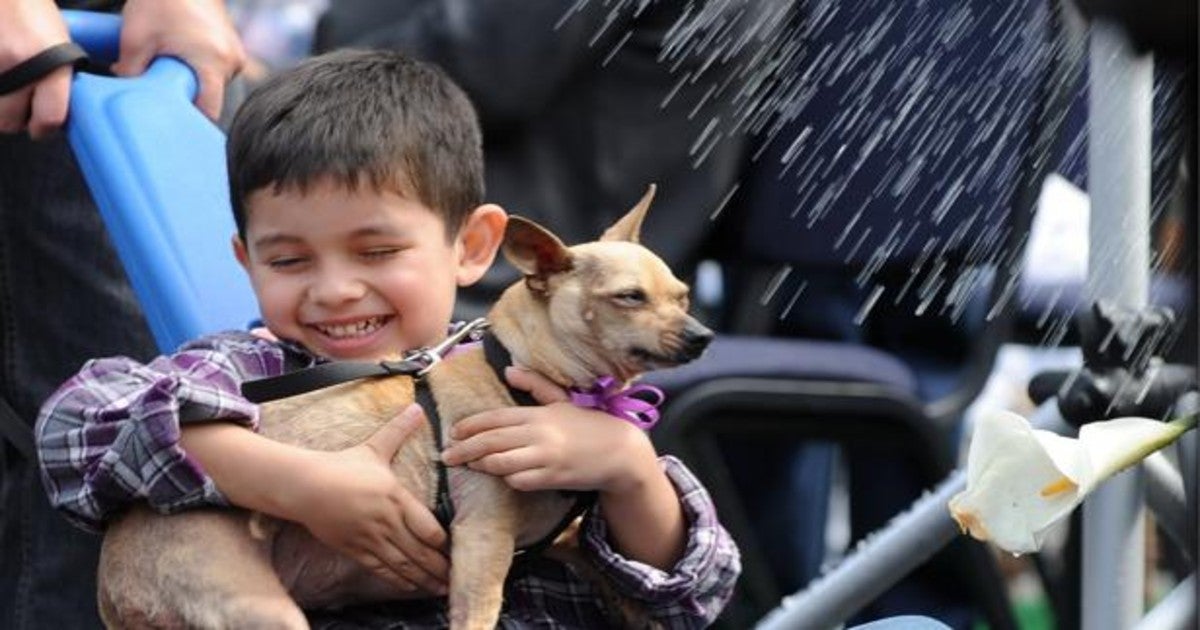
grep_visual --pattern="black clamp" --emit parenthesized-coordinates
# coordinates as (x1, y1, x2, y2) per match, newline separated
(1029, 300, 1195, 426)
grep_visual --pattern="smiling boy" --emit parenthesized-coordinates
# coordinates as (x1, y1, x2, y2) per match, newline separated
(36, 49, 739, 627)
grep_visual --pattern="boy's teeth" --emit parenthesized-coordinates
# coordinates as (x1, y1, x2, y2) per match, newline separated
(318, 316, 385, 339)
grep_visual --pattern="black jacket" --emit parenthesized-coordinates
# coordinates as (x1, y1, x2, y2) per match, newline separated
(315, 0, 787, 316)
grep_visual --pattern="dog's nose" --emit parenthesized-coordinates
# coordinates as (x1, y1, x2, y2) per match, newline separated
(680, 321, 714, 358)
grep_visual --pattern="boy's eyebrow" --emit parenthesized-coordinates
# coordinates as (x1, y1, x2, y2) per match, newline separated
(252, 226, 406, 249)
(251, 233, 303, 249)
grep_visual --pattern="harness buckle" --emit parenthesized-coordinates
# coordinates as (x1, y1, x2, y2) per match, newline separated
(409, 317, 490, 377)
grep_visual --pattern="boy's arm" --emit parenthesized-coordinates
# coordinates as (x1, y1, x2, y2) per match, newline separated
(36, 333, 274, 531)
(36, 332, 448, 592)
(581, 456, 741, 625)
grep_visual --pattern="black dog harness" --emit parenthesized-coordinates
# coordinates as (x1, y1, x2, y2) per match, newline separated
(241, 319, 594, 555)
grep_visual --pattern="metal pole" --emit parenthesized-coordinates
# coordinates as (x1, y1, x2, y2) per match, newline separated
(1082, 18, 1153, 630)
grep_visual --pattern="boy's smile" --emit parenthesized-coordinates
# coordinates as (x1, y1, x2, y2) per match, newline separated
(233, 179, 497, 360)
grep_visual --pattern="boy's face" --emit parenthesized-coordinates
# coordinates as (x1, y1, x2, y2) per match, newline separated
(234, 179, 504, 360)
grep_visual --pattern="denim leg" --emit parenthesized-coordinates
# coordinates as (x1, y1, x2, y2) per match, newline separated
(0, 135, 156, 629)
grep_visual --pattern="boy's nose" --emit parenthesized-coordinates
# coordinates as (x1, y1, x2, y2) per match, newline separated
(308, 273, 368, 306)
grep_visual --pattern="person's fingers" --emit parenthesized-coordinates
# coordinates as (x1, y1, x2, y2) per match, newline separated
(503, 467, 556, 492)
(400, 496, 448, 551)
(112, 35, 154, 78)
(354, 552, 415, 593)
(364, 404, 424, 460)
(449, 407, 527, 441)
(464, 446, 543, 478)
(504, 366, 570, 404)
(27, 68, 71, 139)
(192, 67, 225, 121)
(374, 534, 446, 594)
(0, 92, 32, 135)
(383, 531, 449, 592)
(442, 425, 530, 465)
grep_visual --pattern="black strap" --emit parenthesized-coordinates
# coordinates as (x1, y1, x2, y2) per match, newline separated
(240, 357, 426, 403)
(417, 384, 456, 528)
(0, 43, 89, 96)
(481, 333, 538, 407)
(0, 396, 34, 461)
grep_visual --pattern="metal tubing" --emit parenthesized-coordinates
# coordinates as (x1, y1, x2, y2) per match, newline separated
(756, 404, 1068, 629)
(1143, 451, 1193, 562)
(1083, 18, 1154, 630)
(1132, 575, 1195, 630)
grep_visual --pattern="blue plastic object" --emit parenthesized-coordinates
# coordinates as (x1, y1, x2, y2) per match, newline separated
(63, 10, 258, 352)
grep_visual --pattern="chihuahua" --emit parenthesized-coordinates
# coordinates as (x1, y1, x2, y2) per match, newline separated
(95, 185, 713, 629)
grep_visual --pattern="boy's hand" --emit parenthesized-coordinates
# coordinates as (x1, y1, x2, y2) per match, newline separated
(116, 0, 245, 121)
(442, 367, 660, 495)
(285, 404, 449, 594)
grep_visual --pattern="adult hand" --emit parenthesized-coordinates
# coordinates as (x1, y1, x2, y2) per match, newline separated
(116, 0, 245, 121)
(285, 404, 450, 594)
(0, 0, 72, 138)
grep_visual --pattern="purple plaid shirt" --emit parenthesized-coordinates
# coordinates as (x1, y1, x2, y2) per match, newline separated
(36, 330, 740, 628)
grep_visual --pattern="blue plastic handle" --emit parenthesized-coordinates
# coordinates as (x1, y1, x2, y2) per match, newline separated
(62, 9, 197, 101)
(60, 10, 259, 352)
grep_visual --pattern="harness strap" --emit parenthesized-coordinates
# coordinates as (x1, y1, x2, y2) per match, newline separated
(416, 384, 455, 527)
(241, 357, 425, 403)
(0, 43, 89, 95)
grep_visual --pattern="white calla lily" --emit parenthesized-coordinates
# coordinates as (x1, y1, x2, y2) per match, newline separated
(948, 409, 1196, 554)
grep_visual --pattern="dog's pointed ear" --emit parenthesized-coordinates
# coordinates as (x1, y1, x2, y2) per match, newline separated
(503, 216, 573, 283)
(601, 184, 656, 243)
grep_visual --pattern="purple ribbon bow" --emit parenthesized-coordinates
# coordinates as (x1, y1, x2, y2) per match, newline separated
(569, 376, 665, 430)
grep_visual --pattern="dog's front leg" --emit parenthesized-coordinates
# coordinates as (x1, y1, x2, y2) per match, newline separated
(447, 473, 520, 630)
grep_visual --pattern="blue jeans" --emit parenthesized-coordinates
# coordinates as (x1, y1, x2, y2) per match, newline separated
(0, 135, 157, 629)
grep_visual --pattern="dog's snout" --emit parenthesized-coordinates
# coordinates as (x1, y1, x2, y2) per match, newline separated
(680, 321, 714, 357)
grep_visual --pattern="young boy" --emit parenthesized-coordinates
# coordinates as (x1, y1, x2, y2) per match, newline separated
(35, 49, 739, 626)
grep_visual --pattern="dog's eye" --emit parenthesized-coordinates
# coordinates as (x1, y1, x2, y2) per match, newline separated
(613, 289, 647, 306)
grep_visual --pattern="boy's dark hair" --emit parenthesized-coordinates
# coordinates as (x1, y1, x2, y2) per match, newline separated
(227, 49, 484, 239)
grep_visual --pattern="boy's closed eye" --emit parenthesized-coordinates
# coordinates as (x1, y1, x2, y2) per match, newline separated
(360, 247, 403, 261)
(267, 255, 310, 270)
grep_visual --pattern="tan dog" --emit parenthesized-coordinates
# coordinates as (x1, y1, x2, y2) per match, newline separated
(96, 186, 714, 629)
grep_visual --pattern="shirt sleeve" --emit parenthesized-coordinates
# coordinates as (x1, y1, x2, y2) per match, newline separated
(580, 455, 742, 628)
(34, 332, 288, 532)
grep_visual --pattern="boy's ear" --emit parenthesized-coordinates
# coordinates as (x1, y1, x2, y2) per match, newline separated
(502, 216, 573, 280)
(232, 234, 250, 271)
(600, 183, 655, 243)
(455, 204, 508, 286)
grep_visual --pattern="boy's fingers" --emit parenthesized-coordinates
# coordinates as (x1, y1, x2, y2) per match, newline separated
(356, 554, 415, 592)
(402, 500, 448, 550)
(464, 447, 541, 478)
(364, 404, 424, 460)
(504, 366, 570, 404)
(443, 425, 528, 464)
(449, 407, 527, 440)
(389, 529, 450, 586)
(504, 468, 555, 493)
(377, 537, 446, 593)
